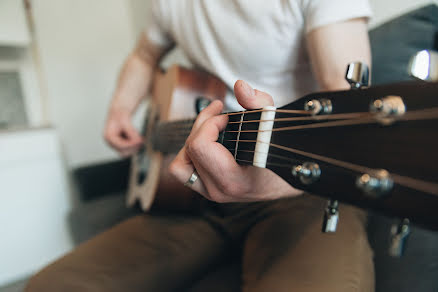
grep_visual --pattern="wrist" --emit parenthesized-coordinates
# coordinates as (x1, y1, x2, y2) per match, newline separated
(109, 98, 136, 116)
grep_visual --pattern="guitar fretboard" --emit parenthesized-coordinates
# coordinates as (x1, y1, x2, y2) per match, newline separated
(152, 111, 263, 167)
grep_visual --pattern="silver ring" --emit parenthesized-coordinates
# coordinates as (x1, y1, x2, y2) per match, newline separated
(184, 170, 199, 187)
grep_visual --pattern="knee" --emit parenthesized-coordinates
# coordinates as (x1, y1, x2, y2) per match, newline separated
(25, 269, 53, 292)
(25, 266, 77, 292)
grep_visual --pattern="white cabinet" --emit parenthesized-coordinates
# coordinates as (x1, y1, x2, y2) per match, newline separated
(0, 0, 30, 46)
(0, 128, 73, 285)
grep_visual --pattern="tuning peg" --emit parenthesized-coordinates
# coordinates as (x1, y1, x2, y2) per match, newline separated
(345, 62, 370, 89)
(291, 162, 321, 184)
(408, 50, 438, 82)
(389, 218, 410, 257)
(322, 199, 339, 233)
(304, 99, 332, 115)
(356, 170, 393, 198)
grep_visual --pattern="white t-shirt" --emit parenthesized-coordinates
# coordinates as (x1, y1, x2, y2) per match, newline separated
(146, 0, 372, 111)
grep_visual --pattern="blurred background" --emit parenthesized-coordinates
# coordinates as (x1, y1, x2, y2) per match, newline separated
(0, 0, 437, 291)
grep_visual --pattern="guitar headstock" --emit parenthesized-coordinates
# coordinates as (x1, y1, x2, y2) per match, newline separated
(266, 79, 438, 231)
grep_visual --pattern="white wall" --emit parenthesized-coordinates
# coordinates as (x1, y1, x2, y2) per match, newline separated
(31, 0, 145, 168)
(0, 0, 30, 46)
(129, 0, 152, 37)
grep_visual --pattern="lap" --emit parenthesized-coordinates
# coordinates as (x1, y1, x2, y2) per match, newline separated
(26, 213, 228, 292)
(26, 195, 375, 292)
(242, 195, 374, 292)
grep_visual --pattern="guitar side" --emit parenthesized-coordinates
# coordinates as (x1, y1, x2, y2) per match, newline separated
(127, 65, 227, 211)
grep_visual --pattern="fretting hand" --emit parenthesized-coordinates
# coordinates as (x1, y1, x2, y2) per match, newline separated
(169, 80, 302, 203)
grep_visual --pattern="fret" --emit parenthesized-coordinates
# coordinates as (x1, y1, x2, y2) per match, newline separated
(153, 119, 195, 153)
(221, 112, 243, 157)
(234, 113, 245, 159)
(222, 110, 263, 165)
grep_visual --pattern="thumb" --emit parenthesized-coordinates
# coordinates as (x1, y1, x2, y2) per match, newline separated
(234, 80, 274, 109)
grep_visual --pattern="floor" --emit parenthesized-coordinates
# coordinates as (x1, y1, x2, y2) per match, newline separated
(0, 279, 27, 292)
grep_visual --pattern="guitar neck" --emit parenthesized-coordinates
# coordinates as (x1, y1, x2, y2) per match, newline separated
(152, 119, 195, 153)
(152, 109, 269, 168)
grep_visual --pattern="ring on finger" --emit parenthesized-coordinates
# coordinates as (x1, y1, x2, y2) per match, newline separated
(184, 170, 199, 187)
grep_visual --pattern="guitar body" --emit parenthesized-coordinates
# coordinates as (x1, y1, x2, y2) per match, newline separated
(127, 65, 227, 211)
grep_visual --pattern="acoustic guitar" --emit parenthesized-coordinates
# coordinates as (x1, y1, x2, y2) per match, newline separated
(128, 64, 438, 232)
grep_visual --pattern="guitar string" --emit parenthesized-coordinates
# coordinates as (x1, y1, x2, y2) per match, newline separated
(222, 108, 311, 116)
(160, 141, 438, 199)
(155, 116, 438, 195)
(158, 111, 369, 131)
(269, 142, 438, 196)
(234, 112, 245, 159)
(154, 110, 438, 145)
(226, 148, 297, 166)
(227, 112, 372, 124)
(156, 111, 363, 136)
(156, 108, 313, 129)
(221, 138, 438, 196)
(235, 158, 290, 168)
(159, 134, 438, 196)
(223, 107, 438, 133)
(156, 107, 438, 137)
(155, 107, 438, 176)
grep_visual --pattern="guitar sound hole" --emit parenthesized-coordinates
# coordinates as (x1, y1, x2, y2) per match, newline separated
(136, 146, 150, 185)
(137, 170, 146, 185)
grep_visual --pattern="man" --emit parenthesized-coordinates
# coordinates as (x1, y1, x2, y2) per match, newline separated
(27, 0, 373, 291)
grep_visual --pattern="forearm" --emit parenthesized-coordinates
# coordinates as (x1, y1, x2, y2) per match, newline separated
(110, 54, 154, 113)
(306, 18, 371, 91)
(104, 34, 169, 155)
(110, 33, 165, 114)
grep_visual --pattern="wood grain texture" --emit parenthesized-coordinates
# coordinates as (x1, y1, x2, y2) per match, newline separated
(128, 65, 227, 211)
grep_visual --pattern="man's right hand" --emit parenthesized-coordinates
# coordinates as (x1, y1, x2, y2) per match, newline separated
(103, 33, 167, 157)
(104, 107, 143, 157)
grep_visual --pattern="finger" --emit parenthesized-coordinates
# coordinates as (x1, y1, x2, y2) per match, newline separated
(121, 120, 143, 144)
(188, 114, 229, 146)
(105, 126, 143, 155)
(233, 80, 274, 109)
(106, 131, 141, 149)
(185, 115, 243, 196)
(190, 100, 224, 133)
(170, 114, 229, 198)
(169, 146, 208, 195)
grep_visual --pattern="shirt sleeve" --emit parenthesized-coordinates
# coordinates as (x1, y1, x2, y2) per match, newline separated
(144, 0, 174, 49)
(300, 0, 373, 34)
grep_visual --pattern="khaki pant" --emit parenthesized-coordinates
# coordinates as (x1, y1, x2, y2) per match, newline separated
(26, 194, 374, 292)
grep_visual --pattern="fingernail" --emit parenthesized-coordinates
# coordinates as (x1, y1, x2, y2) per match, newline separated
(241, 80, 255, 96)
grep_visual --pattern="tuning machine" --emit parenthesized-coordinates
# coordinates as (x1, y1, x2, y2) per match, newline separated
(304, 99, 332, 115)
(345, 62, 370, 89)
(356, 169, 393, 198)
(291, 162, 321, 185)
(322, 199, 339, 233)
(389, 218, 411, 257)
(319, 62, 370, 234)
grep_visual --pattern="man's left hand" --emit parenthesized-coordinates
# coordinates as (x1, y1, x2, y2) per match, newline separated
(169, 80, 302, 203)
